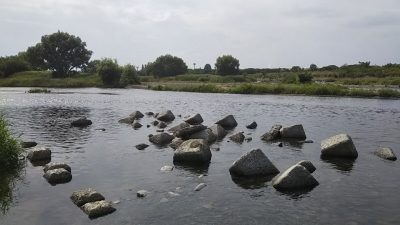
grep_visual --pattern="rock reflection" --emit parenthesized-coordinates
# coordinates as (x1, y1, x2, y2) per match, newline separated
(0, 164, 25, 214)
(277, 187, 314, 200)
(231, 175, 274, 189)
(173, 163, 209, 176)
(321, 156, 355, 172)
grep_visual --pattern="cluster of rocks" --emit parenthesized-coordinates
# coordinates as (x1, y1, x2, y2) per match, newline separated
(261, 124, 307, 142)
(71, 188, 116, 218)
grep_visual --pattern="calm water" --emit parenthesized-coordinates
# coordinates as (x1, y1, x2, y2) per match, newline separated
(0, 87, 399, 225)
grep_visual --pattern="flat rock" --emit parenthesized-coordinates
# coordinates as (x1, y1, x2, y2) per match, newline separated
(189, 129, 217, 144)
(81, 200, 116, 218)
(229, 149, 279, 177)
(209, 124, 227, 140)
(157, 110, 175, 122)
(375, 147, 397, 161)
(215, 115, 238, 130)
(43, 168, 72, 184)
(135, 143, 149, 150)
(71, 188, 105, 207)
(149, 133, 175, 146)
(137, 190, 149, 198)
(43, 162, 71, 173)
(129, 111, 144, 119)
(185, 114, 204, 125)
(168, 122, 190, 133)
(176, 125, 207, 140)
(321, 134, 358, 158)
(261, 124, 282, 141)
(173, 139, 212, 163)
(21, 141, 37, 148)
(27, 147, 51, 161)
(272, 165, 319, 191)
(194, 183, 207, 191)
(246, 121, 257, 129)
(71, 117, 92, 127)
(280, 124, 306, 140)
(229, 132, 245, 144)
(296, 160, 316, 173)
(169, 138, 184, 150)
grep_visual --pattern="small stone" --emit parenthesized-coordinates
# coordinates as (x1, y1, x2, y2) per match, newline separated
(157, 110, 175, 122)
(160, 165, 174, 171)
(278, 142, 283, 147)
(113, 200, 121, 204)
(132, 122, 142, 129)
(149, 133, 175, 146)
(135, 144, 149, 150)
(168, 192, 180, 197)
(272, 165, 319, 191)
(194, 183, 207, 191)
(246, 121, 257, 129)
(211, 147, 220, 151)
(147, 125, 151, 128)
(71, 117, 92, 127)
(152, 120, 159, 126)
(145, 112, 154, 116)
(209, 124, 227, 140)
(168, 122, 190, 133)
(20, 141, 37, 148)
(70, 188, 105, 207)
(81, 200, 116, 218)
(245, 137, 252, 142)
(158, 122, 167, 129)
(229, 132, 245, 144)
(119, 117, 134, 124)
(156, 129, 165, 132)
(137, 190, 149, 198)
(375, 147, 397, 161)
(129, 111, 144, 119)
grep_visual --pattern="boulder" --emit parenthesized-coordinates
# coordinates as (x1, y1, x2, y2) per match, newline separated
(246, 121, 257, 129)
(169, 138, 184, 150)
(71, 117, 92, 127)
(118, 117, 134, 124)
(168, 122, 190, 133)
(185, 114, 204, 125)
(21, 141, 37, 148)
(129, 111, 144, 119)
(158, 122, 167, 129)
(375, 147, 397, 161)
(209, 124, 227, 140)
(71, 188, 105, 207)
(321, 134, 358, 158)
(27, 147, 51, 161)
(43, 168, 72, 184)
(132, 122, 142, 129)
(215, 115, 238, 130)
(81, 200, 116, 218)
(272, 165, 319, 191)
(157, 110, 175, 122)
(149, 133, 175, 146)
(176, 125, 207, 140)
(189, 129, 217, 144)
(296, 160, 316, 173)
(229, 132, 245, 144)
(280, 124, 306, 140)
(43, 162, 71, 173)
(135, 143, 149, 150)
(173, 139, 212, 163)
(261, 124, 282, 141)
(229, 149, 279, 177)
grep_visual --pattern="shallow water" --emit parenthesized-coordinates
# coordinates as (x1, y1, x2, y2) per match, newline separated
(0, 87, 399, 225)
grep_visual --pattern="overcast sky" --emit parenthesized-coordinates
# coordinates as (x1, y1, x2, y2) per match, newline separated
(1, 0, 400, 68)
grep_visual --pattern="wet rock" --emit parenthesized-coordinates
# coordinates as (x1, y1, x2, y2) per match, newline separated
(194, 183, 207, 191)
(118, 117, 134, 124)
(160, 165, 174, 171)
(145, 112, 154, 116)
(43, 162, 71, 173)
(27, 147, 51, 162)
(229, 149, 280, 177)
(81, 200, 116, 218)
(169, 138, 184, 150)
(168, 192, 180, 197)
(209, 124, 227, 140)
(71, 117, 92, 127)
(21, 141, 37, 148)
(173, 139, 212, 163)
(149, 133, 175, 146)
(176, 125, 207, 140)
(147, 125, 151, 128)
(129, 111, 144, 119)
(151, 120, 159, 126)
(375, 147, 397, 161)
(215, 115, 238, 130)
(280, 124, 306, 140)
(272, 165, 319, 191)
(211, 147, 220, 151)
(245, 137, 252, 142)
(321, 134, 358, 158)
(296, 160, 316, 173)
(137, 190, 149, 198)
(43, 168, 72, 184)
(135, 143, 149, 150)
(246, 121, 257, 129)
(71, 188, 105, 207)
(261, 124, 282, 141)
(278, 142, 283, 147)
(132, 122, 143, 129)
(95, 128, 106, 131)
(157, 110, 175, 122)
(185, 113, 204, 125)
(189, 129, 217, 144)
(158, 121, 167, 129)
(299, 140, 314, 144)
(156, 129, 164, 132)
(168, 122, 190, 133)
(229, 132, 245, 144)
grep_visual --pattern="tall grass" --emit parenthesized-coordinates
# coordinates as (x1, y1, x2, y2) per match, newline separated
(0, 116, 22, 170)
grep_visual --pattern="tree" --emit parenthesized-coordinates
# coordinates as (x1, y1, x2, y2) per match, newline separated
(215, 55, 240, 75)
(151, 54, 188, 77)
(0, 56, 30, 77)
(309, 64, 318, 71)
(120, 64, 140, 86)
(38, 31, 92, 77)
(203, 64, 212, 74)
(24, 44, 46, 70)
(82, 59, 101, 73)
(291, 66, 302, 72)
(97, 58, 121, 87)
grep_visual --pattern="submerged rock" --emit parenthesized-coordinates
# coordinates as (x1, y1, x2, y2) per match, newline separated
(261, 124, 282, 141)
(246, 121, 257, 129)
(173, 139, 212, 163)
(229, 149, 279, 177)
(176, 125, 207, 140)
(70, 188, 105, 207)
(149, 133, 175, 146)
(185, 114, 204, 125)
(296, 160, 316, 173)
(71, 117, 92, 127)
(135, 143, 149, 150)
(21, 141, 37, 148)
(215, 115, 238, 130)
(157, 110, 175, 122)
(194, 183, 207, 191)
(280, 124, 306, 140)
(43, 162, 71, 173)
(209, 124, 227, 140)
(43, 168, 72, 184)
(272, 165, 319, 191)
(81, 200, 116, 218)
(321, 134, 358, 158)
(375, 147, 397, 161)
(229, 132, 245, 144)
(27, 147, 51, 162)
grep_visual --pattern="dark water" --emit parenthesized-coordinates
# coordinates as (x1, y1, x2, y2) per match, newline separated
(0, 87, 399, 225)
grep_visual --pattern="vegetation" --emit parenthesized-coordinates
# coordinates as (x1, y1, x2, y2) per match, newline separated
(203, 64, 212, 74)
(0, 116, 22, 170)
(120, 64, 140, 86)
(97, 58, 122, 87)
(0, 56, 30, 77)
(215, 55, 240, 75)
(28, 88, 51, 93)
(150, 54, 188, 77)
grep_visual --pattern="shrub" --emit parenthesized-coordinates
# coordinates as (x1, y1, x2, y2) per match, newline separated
(0, 57, 30, 77)
(120, 64, 140, 86)
(97, 58, 122, 87)
(28, 88, 51, 93)
(0, 116, 22, 170)
(215, 55, 240, 75)
(298, 73, 313, 83)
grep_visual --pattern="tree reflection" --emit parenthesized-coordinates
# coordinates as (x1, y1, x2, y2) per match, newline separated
(0, 162, 25, 214)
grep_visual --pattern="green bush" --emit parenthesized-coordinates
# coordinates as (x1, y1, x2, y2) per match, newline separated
(215, 55, 240, 75)
(151, 54, 188, 77)
(28, 88, 51, 93)
(0, 57, 30, 77)
(377, 89, 400, 98)
(0, 116, 22, 170)
(298, 73, 313, 83)
(120, 64, 140, 86)
(97, 58, 122, 87)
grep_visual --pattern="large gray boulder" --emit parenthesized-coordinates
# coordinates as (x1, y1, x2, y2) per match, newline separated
(71, 117, 92, 127)
(261, 124, 282, 141)
(168, 122, 190, 133)
(81, 200, 116, 218)
(129, 111, 144, 119)
(375, 147, 397, 161)
(169, 138, 184, 150)
(229, 149, 279, 177)
(215, 115, 238, 130)
(209, 124, 227, 140)
(70, 188, 105, 207)
(296, 160, 316, 173)
(157, 110, 175, 122)
(43, 162, 71, 173)
(173, 139, 212, 163)
(189, 129, 217, 144)
(185, 113, 204, 125)
(280, 124, 306, 140)
(229, 132, 245, 144)
(27, 147, 51, 161)
(321, 134, 358, 158)
(175, 125, 207, 140)
(43, 168, 72, 184)
(272, 165, 319, 191)
(149, 133, 175, 146)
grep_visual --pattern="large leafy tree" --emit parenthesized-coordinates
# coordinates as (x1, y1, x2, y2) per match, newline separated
(151, 54, 187, 77)
(215, 55, 240, 75)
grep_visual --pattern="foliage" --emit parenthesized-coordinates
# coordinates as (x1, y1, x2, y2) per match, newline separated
(97, 58, 122, 87)
(150, 54, 188, 77)
(82, 59, 100, 73)
(320, 65, 339, 71)
(24, 44, 46, 70)
(298, 73, 313, 83)
(0, 56, 30, 77)
(291, 66, 302, 72)
(28, 88, 51, 93)
(203, 64, 212, 73)
(0, 116, 22, 170)
(309, 64, 318, 71)
(215, 55, 240, 75)
(120, 64, 140, 86)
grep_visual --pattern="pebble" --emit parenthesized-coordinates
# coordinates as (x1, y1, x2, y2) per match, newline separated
(194, 183, 207, 191)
